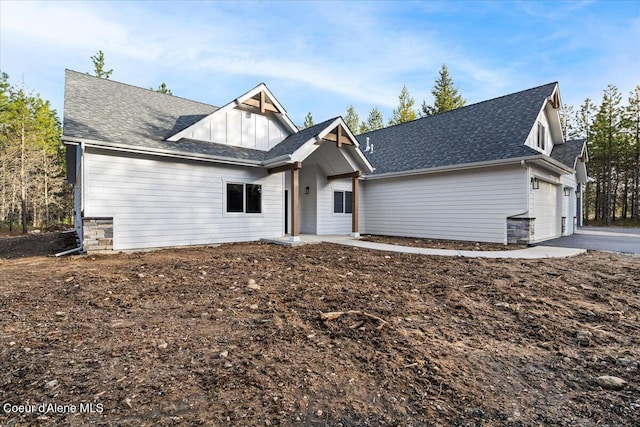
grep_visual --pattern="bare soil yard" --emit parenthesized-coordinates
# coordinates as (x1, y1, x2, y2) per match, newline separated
(0, 233, 639, 426)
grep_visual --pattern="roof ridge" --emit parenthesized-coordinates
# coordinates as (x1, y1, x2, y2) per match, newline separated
(360, 81, 558, 136)
(64, 69, 218, 109)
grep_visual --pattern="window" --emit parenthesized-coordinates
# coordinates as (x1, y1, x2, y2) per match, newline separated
(227, 183, 244, 213)
(333, 191, 353, 214)
(246, 184, 262, 213)
(226, 183, 262, 214)
(536, 122, 546, 151)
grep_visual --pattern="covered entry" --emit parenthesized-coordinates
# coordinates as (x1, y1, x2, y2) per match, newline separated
(265, 118, 373, 242)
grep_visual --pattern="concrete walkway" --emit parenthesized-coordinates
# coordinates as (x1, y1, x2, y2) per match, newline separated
(262, 235, 586, 259)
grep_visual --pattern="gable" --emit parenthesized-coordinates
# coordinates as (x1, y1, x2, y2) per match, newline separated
(524, 84, 563, 155)
(166, 84, 298, 151)
(177, 107, 291, 151)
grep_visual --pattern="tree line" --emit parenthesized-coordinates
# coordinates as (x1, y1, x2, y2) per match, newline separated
(304, 64, 465, 132)
(0, 72, 68, 233)
(562, 84, 640, 225)
(0, 50, 175, 234)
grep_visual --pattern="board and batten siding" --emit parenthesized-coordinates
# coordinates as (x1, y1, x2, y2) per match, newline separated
(184, 108, 288, 151)
(83, 148, 283, 250)
(361, 166, 528, 244)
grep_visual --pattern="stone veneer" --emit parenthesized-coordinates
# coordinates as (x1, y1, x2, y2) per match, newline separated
(82, 217, 114, 253)
(507, 218, 534, 245)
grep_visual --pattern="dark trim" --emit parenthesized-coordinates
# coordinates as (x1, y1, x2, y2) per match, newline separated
(268, 161, 302, 175)
(327, 171, 361, 180)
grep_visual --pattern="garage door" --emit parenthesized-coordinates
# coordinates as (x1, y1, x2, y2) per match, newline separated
(533, 181, 560, 241)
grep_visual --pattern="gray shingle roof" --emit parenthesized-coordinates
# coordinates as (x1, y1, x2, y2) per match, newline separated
(265, 117, 337, 160)
(63, 70, 336, 163)
(357, 83, 558, 174)
(63, 70, 218, 150)
(550, 139, 585, 169)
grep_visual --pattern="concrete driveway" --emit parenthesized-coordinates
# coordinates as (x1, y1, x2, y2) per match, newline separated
(542, 226, 640, 254)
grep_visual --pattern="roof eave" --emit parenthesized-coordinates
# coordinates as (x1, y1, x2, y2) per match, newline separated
(363, 154, 573, 180)
(63, 136, 264, 167)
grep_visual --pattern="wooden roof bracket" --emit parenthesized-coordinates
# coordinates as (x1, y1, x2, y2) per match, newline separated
(327, 171, 361, 180)
(268, 161, 302, 175)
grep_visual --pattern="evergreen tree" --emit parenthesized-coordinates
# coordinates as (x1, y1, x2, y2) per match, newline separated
(359, 108, 384, 133)
(560, 104, 577, 139)
(90, 50, 113, 79)
(576, 98, 597, 224)
(0, 74, 66, 232)
(303, 112, 314, 128)
(153, 83, 172, 95)
(344, 105, 359, 133)
(591, 85, 623, 225)
(421, 64, 465, 117)
(389, 85, 417, 125)
(625, 86, 640, 222)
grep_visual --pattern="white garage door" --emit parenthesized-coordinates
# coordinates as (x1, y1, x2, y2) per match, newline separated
(533, 181, 560, 242)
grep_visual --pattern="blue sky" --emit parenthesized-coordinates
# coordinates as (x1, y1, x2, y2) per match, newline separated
(1, 0, 638, 128)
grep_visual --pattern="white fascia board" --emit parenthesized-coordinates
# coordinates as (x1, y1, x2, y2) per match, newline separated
(262, 154, 294, 169)
(581, 140, 590, 163)
(290, 137, 321, 163)
(547, 84, 564, 143)
(362, 155, 571, 181)
(167, 83, 298, 142)
(529, 156, 574, 175)
(346, 145, 374, 173)
(63, 136, 263, 167)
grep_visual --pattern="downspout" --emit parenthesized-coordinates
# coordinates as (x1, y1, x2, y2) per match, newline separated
(59, 142, 86, 256)
(54, 246, 83, 257)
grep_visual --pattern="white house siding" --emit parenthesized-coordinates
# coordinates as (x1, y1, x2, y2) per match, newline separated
(185, 108, 288, 150)
(361, 166, 528, 244)
(83, 148, 283, 250)
(561, 174, 578, 235)
(316, 175, 353, 235)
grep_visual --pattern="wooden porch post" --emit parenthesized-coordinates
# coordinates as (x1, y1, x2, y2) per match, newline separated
(291, 167, 300, 240)
(351, 175, 359, 237)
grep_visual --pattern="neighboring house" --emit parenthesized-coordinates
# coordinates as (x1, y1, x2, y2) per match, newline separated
(63, 71, 587, 252)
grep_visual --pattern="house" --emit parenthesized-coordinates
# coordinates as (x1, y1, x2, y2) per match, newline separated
(356, 83, 588, 244)
(63, 70, 587, 252)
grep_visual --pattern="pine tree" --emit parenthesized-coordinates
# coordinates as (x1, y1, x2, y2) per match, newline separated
(577, 98, 597, 224)
(389, 86, 417, 125)
(592, 85, 623, 224)
(90, 50, 113, 79)
(359, 108, 384, 133)
(0, 75, 66, 232)
(625, 86, 640, 222)
(154, 83, 172, 95)
(421, 64, 465, 117)
(344, 105, 359, 133)
(303, 112, 314, 128)
(560, 104, 577, 139)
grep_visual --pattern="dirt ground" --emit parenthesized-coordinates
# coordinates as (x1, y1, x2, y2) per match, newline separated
(0, 233, 638, 426)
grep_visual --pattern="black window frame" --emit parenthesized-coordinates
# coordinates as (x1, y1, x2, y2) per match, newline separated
(226, 182, 262, 214)
(333, 190, 353, 214)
